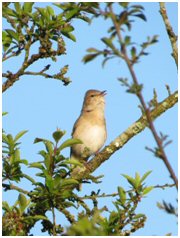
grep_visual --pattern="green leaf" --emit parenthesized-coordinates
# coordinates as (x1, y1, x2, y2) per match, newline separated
(118, 186, 126, 205)
(86, 48, 99, 53)
(29, 162, 45, 170)
(109, 211, 119, 225)
(61, 31, 76, 42)
(119, 11, 128, 26)
(6, 29, 19, 41)
(124, 36, 131, 45)
(134, 172, 141, 188)
(101, 37, 116, 51)
(140, 170, 152, 183)
(102, 56, 115, 68)
(34, 138, 54, 153)
(121, 174, 136, 188)
(3, 7, 17, 17)
(47, 6, 55, 16)
(61, 25, 74, 33)
(33, 182, 45, 188)
(53, 175, 62, 189)
(131, 5, 144, 10)
(35, 172, 45, 178)
(76, 15, 91, 23)
(34, 138, 44, 143)
(45, 175, 53, 190)
(19, 159, 28, 165)
(62, 201, 77, 209)
(142, 186, 154, 195)
(133, 213, 145, 219)
(119, 3, 129, 8)
(65, 8, 79, 20)
(14, 130, 28, 142)
(2, 201, 11, 212)
(45, 141, 53, 154)
(131, 46, 137, 59)
(7, 134, 14, 146)
(38, 150, 48, 160)
(127, 83, 143, 94)
(151, 35, 159, 44)
(14, 149, 20, 161)
(22, 173, 36, 184)
(52, 130, 66, 143)
(2, 133, 9, 144)
(58, 138, 82, 151)
(35, 7, 47, 18)
(60, 190, 74, 199)
(82, 53, 99, 63)
(61, 178, 79, 187)
(18, 193, 29, 214)
(2, 112, 8, 116)
(14, 2, 21, 14)
(23, 2, 34, 13)
(53, 3, 66, 10)
(134, 13, 147, 22)
(2, 34, 12, 52)
(44, 154, 51, 170)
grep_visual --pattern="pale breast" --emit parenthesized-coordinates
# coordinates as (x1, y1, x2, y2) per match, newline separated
(72, 121, 107, 157)
(81, 124, 106, 152)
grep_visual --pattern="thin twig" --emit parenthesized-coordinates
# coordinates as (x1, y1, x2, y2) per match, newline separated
(52, 207, 56, 236)
(154, 183, 175, 190)
(108, 5, 178, 190)
(159, 3, 178, 68)
(80, 192, 118, 200)
(2, 52, 18, 62)
(2, 53, 42, 93)
(79, 183, 175, 200)
(23, 71, 52, 78)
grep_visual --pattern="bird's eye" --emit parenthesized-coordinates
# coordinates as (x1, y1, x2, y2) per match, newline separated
(91, 94, 95, 97)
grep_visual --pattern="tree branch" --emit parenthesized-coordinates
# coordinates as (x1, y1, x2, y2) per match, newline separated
(57, 205, 76, 224)
(2, 51, 71, 93)
(108, 4, 178, 190)
(159, 3, 178, 68)
(2, 35, 68, 92)
(72, 91, 178, 180)
(79, 183, 175, 200)
(2, 53, 42, 93)
(2, 183, 29, 194)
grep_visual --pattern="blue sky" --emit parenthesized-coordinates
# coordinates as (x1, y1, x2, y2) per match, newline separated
(2, 2, 178, 236)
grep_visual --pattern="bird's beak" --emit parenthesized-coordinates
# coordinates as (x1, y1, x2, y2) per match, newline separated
(100, 90, 107, 96)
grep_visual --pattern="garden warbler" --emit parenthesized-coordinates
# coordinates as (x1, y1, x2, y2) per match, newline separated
(71, 89, 107, 163)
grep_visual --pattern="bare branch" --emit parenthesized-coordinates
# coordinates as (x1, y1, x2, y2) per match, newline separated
(108, 5, 178, 190)
(159, 3, 178, 68)
(79, 183, 175, 200)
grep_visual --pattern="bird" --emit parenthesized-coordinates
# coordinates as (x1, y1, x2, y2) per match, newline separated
(71, 89, 107, 163)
